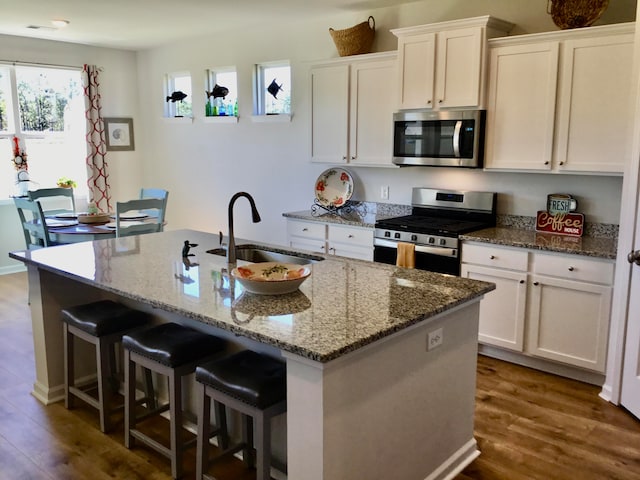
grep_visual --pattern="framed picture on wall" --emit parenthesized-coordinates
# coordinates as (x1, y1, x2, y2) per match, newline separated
(104, 117, 135, 151)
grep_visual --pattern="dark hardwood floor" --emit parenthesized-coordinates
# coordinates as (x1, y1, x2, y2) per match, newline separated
(1, 271, 639, 479)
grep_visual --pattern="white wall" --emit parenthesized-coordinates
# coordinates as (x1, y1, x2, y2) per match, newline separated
(136, 0, 634, 246)
(1, 0, 636, 272)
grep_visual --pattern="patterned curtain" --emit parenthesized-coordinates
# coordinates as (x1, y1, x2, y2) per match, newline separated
(82, 64, 111, 213)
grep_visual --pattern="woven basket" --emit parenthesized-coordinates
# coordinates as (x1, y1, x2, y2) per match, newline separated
(329, 16, 375, 57)
(547, 0, 610, 29)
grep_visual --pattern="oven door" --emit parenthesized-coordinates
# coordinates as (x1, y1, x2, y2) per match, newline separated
(373, 239, 460, 275)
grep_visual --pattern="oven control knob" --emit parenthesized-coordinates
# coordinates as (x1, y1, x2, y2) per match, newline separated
(439, 238, 446, 246)
(428, 237, 435, 244)
(384, 231, 391, 238)
(394, 232, 401, 239)
(411, 234, 418, 242)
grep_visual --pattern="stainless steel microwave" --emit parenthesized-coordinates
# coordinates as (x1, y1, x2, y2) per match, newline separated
(392, 109, 486, 167)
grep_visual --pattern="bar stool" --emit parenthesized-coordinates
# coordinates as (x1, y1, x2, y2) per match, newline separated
(62, 299, 152, 433)
(122, 322, 227, 479)
(195, 350, 287, 480)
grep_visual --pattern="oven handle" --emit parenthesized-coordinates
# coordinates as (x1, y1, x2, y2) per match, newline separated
(453, 120, 462, 158)
(374, 238, 457, 257)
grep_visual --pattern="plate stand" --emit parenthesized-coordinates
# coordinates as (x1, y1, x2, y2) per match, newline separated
(311, 199, 356, 217)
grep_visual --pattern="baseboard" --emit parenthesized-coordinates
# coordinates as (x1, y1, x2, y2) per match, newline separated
(31, 381, 65, 405)
(424, 438, 480, 480)
(0, 264, 26, 275)
(479, 345, 605, 386)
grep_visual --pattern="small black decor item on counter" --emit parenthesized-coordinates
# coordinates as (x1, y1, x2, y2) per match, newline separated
(182, 240, 197, 258)
(166, 90, 188, 102)
(267, 79, 283, 99)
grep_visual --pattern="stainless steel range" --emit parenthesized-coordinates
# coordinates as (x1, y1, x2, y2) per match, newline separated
(374, 188, 497, 275)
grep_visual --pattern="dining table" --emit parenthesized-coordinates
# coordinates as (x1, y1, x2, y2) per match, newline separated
(43, 213, 157, 244)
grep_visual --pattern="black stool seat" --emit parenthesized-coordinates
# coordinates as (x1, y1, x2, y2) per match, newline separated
(196, 350, 286, 409)
(123, 322, 227, 479)
(123, 322, 226, 367)
(62, 299, 149, 336)
(61, 300, 153, 433)
(195, 350, 287, 480)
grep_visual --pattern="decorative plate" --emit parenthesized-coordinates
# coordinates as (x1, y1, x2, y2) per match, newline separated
(314, 168, 353, 208)
(231, 262, 311, 295)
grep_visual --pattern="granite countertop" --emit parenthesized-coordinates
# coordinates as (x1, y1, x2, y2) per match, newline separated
(9, 229, 494, 363)
(461, 227, 618, 259)
(282, 202, 410, 228)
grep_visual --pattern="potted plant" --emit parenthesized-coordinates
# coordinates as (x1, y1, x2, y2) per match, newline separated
(56, 177, 77, 189)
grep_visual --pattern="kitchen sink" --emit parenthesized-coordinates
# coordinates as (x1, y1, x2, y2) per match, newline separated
(206, 244, 324, 265)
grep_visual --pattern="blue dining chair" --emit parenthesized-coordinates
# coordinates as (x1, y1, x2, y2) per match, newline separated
(115, 198, 164, 238)
(14, 197, 59, 249)
(139, 188, 168, 230)
(28, 187, 76, 216)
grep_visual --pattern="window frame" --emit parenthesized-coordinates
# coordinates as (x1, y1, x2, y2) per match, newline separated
(253, 60, 291, 116)
(164, 71, 193, 118)
(205, 67, 238, 117)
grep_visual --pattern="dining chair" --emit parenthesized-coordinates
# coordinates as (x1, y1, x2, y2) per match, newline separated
(139, 188, 168, 230)
(115, 198, 164, 238)
(14, 197, 57, 249)
(28, 187, 76, 216)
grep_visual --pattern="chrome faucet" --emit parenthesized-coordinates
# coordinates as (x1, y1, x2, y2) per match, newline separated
(227, 192, 261, 264)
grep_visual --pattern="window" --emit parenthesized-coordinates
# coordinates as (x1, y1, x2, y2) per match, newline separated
(205, 68, 237, 117)
(254, 61, 291, 115)
(165, 72, 192, 118)
(0, 64, 85, 199)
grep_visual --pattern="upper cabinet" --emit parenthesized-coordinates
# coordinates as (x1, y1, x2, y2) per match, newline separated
(310, 52, 397, 166)
(391, 16, 513, 111)
(485, 23, 634, 175)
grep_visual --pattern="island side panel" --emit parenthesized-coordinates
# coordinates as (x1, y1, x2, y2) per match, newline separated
(285, 301, 481, 480)
(28, 267, 104, 404)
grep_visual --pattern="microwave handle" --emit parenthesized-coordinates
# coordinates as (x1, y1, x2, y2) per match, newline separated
(453, 120, 462, 158)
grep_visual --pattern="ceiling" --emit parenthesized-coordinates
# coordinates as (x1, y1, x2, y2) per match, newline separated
(0, 0, 416, 51)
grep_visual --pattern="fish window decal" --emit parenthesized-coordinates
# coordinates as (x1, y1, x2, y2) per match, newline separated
(165, 72, 192, 118)
(205, 68, 238, 117)
(256, 62, 291, 115)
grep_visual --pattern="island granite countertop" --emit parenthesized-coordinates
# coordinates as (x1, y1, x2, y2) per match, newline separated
(10, 229, 494, 363)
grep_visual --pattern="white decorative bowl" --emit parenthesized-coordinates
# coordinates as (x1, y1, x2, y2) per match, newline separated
(231, 262, 311, 295)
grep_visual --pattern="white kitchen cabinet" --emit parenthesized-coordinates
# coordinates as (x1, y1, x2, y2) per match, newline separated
(485, 23, 634, 174)
(527, 252, 613, 372)
(286, 219, 327, 254)
(484, 42, 559, 171)
(461, 242, 614, 373)
(286, 218, 374, 261)
(310, 52, 396, 167)
(392, 16, 512, 111)
(461, 243, 528, 352)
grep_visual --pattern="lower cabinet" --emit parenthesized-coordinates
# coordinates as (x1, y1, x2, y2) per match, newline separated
(461, 242, 613, 373)
(286, 219, 374, 261)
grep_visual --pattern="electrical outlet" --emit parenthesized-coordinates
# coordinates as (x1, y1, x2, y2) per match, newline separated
(381, 185, 389, 200)
(427, 328, 443, 351)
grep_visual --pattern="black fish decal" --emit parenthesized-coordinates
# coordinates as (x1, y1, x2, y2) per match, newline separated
(166, 91, 188, 102)
(206, 84, 229, 99)
(267, 79, 283, 99)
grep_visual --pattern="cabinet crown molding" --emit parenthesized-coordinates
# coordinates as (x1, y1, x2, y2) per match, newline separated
(391, 15, 514, 38)
(488, 21, 634, 47)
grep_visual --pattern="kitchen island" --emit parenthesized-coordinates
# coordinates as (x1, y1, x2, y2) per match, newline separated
(10, 229, 494, 480)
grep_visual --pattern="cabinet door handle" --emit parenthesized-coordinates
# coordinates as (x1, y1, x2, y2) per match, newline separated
(302, 228, 308, 232)
(342, 156, 347, 160)
(351, 156, 356, 160)
(559, 161, 565, 166)
(489, 255, 495, 259)
(438, 99, 443, 104)
(533, 281, 539, 286)
(568, 266, 574, 271)
(519, 280, 525, 284)
(427, 100, 432, 104)
(348, 234, 354, 238)
(544, 161, 550, 165)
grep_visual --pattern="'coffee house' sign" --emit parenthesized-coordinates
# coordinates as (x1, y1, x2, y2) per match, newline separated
(536, 193, 584, 236)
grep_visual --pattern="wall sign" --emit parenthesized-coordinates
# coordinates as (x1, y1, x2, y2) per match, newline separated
(536, 210, 584, 237)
